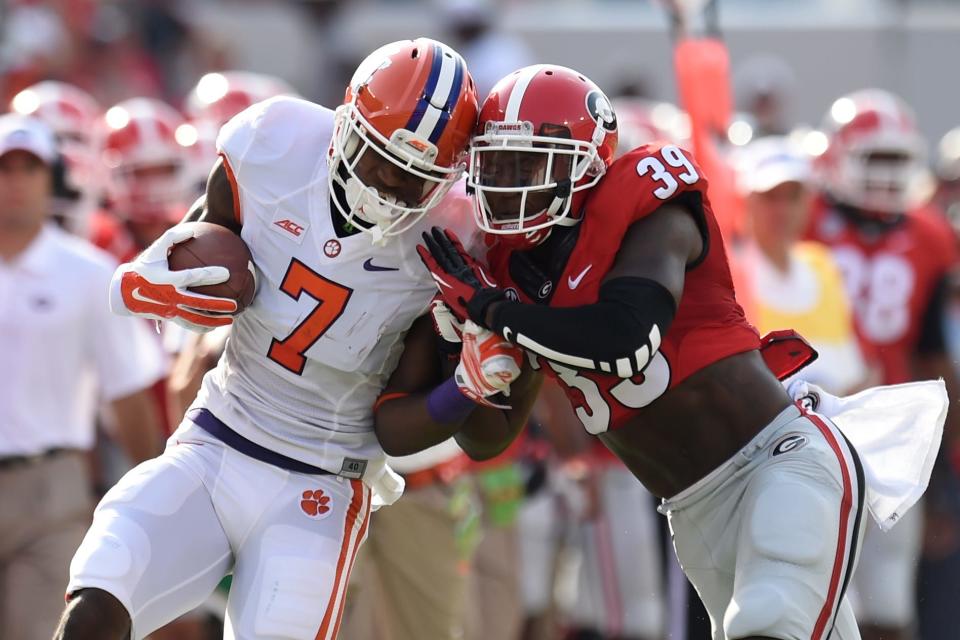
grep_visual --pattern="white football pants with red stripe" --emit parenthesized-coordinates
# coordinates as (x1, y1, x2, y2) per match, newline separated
(659, 404, 866, 640)
(67, 419, 371, 640)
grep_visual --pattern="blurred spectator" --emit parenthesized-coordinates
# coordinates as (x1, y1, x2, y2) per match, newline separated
(9, 80, 105, 238)
(341, 442, 480, 640)
(464, 450, 526, 640)
(0, 1, 71, 104)
(444, 0, 534, 98)
(62, 3, 164, 107)
(0, 113, 164, 640)
(935, 126, 960, 233)
(733, 54, 797, 138)
(734, 135, 870, 395)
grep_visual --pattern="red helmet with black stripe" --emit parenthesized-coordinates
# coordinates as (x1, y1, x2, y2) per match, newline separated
(328, 38, 478, 243)
(468, 65, 618, 248)
(817, 89, 928, 215)
(101, 98, 188, 223)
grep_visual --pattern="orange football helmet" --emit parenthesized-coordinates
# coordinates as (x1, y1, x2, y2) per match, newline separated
(328, 38, 479, 243)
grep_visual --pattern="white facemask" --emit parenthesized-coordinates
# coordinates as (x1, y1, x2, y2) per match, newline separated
(343, 176, 407, 228)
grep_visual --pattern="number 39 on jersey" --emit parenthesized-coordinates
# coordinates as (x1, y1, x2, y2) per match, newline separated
(636, 145, 700, 200)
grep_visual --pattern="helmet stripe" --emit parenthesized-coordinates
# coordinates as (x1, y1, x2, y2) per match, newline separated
(405, 44, 445, 135)
(504, 65, 545, 122)
(426, 53, 464, 143)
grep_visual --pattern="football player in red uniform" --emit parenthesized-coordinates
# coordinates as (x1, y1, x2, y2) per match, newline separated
(404, 65, 866, 640)
(804, 89, 960, 640)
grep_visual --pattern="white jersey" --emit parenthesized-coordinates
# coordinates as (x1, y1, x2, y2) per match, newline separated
(191, 96, 477, 479)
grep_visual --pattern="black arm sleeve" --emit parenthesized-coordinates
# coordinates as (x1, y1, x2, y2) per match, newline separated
(488, 277, 676, 378)
(917, 275, 949, 355)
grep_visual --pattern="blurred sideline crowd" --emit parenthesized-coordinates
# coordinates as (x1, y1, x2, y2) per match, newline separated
(4, 1, 960, 640)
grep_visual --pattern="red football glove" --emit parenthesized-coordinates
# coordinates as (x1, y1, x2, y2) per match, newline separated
(417, 227, 506, 326)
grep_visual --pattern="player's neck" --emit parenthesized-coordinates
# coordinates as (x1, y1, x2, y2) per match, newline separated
(0, 221, 44, 263)
(755, 237, 791, 274)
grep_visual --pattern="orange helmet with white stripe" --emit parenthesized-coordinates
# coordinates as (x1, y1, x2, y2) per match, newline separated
(101, 98, 188, 223)
(328, 38, 479, 243)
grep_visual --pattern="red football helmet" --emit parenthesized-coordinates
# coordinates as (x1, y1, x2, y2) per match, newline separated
(611, 98, 688, 158)
(180, 71, 297, 200)
(101, 98, 189, 223)
(184, 70, 298, 128)
(329, 38, 479, 244)
(817, 89, 928, 214)
(469, 65, 618, 248)
(10, 81, 104, 233)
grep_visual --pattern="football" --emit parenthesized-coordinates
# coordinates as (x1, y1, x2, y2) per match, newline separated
(167, 221, 257, 312)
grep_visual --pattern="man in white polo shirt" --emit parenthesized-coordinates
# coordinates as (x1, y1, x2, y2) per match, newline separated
(0, 113, 166, 640)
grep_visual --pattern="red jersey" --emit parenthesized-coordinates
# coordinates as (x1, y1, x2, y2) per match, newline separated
(805, 197, 958, 384)
(486, 143, 759, 433)
(88, 210, 138, 263)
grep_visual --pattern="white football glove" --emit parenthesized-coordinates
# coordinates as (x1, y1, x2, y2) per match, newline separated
(430, 298, 464, 352)
(109, 224, 238, 332)
(455, 320, 524, 409)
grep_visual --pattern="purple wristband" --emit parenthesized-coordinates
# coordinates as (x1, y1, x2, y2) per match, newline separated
(427, 377, 476, 424)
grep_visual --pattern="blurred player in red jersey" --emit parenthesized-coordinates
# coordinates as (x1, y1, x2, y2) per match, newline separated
(804, 89, 960, 640)
(408, 64, 872, 640)
(89, 97, 191, 263)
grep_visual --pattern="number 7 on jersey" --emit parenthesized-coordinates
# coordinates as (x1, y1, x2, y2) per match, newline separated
(268, 258, 353, 375)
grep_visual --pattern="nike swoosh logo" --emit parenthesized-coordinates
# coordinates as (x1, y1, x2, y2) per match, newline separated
(130, 287, 157, 304)
(363, 258, 399, 272)
(567, 265, 592, 289)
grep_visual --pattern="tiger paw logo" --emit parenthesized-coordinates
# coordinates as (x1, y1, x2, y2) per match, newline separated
(300, 489, 332, 519)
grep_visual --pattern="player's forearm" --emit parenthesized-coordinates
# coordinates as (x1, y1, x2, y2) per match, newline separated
(374, 392, 471, 457)
(486, 277, 675, 378)
(456, 367, 543, 460)
(108, 389, 163, 463)
(374, 366, 541, 459)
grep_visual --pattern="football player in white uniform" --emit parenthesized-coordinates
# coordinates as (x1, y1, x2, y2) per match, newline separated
(55, 38, 529, 640)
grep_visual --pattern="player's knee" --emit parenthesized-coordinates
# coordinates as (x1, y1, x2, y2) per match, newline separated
(723, 584, 791, 639)
(55, 588, 130, 640)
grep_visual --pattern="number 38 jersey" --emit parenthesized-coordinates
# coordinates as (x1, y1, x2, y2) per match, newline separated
(805, 197, 958, 384)
(191, 97, 476, 476)
(485, 143, 760, 434)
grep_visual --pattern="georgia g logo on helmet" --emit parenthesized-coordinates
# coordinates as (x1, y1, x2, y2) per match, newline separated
(586, 90, 618, 135)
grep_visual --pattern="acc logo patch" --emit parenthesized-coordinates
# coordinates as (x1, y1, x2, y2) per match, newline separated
(585, 90, 617, 133)
(772, 433, 808, 457)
